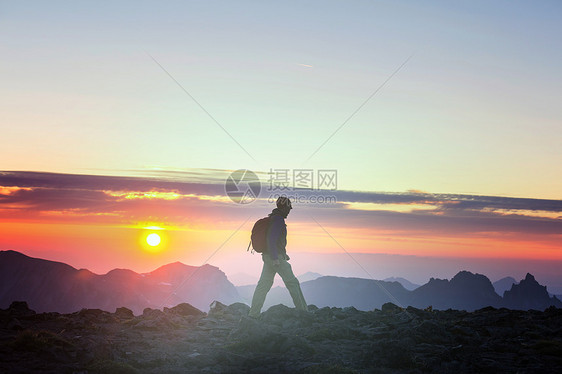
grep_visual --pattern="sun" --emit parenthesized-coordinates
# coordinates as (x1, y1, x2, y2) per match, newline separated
(140, 226, 167, 252)
(146, 233, 161, 247)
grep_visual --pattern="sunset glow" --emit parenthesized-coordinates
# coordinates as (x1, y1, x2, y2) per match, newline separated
(0, 1, 561, 293)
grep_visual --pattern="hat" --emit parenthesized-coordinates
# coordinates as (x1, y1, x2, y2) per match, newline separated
(276, 196, 292, 209)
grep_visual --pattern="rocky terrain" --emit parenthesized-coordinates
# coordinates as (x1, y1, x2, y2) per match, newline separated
(1, 300, 561, 373)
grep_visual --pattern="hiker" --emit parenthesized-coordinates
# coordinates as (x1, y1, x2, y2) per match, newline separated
(248, 197, 308, 317)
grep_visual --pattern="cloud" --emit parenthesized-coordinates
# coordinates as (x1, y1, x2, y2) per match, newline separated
(0, 171, 266, 228)
(307, 205, 561, 236)
(0, 170, 227, 195)
(1, 171, 560, 238)
(329, 189, 562, 213)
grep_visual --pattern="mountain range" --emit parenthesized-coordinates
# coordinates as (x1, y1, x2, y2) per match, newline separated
(0, 250, 239, 314)
(237, 272, 561, 312)
(1, 250, 560, 314)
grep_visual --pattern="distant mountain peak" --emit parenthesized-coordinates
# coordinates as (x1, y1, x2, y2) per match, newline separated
(518, 273, 542, 289)
(503, 273, 562, 310)
(2, 249, 24, 255)
(297, 272, 323, 283)
(455, 270, 473, 276)
(107, 268, 137, 274)
(147, 261, 192, 275)
(493, 276, 518, 297)
(410, 271, 502, 311)
(165, 261, 188, 268)
(383, 277, 420, 291)
(452, 270, 483, 281)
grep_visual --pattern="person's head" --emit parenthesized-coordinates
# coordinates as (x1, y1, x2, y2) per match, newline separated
(276, 196, 293, 217)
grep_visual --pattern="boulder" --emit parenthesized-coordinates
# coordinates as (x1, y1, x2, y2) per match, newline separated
(8, 301, 36, 317)
(381, 302, 403, 314)
(208, 300, 227, 317)
(142, 308, 163, 318)
(164, 303, 204, 317)
(225, 302, 250, 316)
(114, 307, 134, 320)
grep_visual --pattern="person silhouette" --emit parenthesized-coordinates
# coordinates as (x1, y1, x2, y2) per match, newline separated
(248, 196, 308, 317)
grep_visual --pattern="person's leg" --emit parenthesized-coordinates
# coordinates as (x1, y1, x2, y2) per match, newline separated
(248, 254, 276, 317)
(276, 257, 308, 311)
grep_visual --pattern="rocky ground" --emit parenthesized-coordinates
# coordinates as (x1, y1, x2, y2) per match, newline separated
(1, 301, 561, 373)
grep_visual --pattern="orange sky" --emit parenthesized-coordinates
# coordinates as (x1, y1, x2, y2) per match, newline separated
(1, 171, 560, 280)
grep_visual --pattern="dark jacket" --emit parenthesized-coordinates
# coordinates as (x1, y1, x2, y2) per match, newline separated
(266, 208, 287, 260)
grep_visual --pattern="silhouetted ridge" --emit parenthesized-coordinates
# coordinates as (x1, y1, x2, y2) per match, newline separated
(0, 250, 240, 314)
(3, 251, 561, 313)
(300, 276, 410, 310)
(504, 273, 562, 310)
(105, 268, 139, 281)
(408, 270, 503, 311)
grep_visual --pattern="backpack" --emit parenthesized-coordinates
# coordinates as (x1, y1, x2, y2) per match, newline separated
(247, 216, 271, 253)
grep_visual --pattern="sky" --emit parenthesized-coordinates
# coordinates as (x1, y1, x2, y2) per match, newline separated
(1, 1, 561, 290)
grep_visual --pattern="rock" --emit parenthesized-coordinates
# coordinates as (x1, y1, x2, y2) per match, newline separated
(225, 302, 250, 316)
(8, 301, 36, 317)
(77, 308, 104, 317)
(381, 302, 403, 314)
(142, 307, 163, 318)
(208, 300, 227, 316)
(164, 302, 204, 317)
(261, 303, 294, 318)
(76, 308, 114, 323)
(342, 306, 359, 314)
(307, 304, 319, 312)
(114, 307, 134, 320)
(207, 301, 249, 322)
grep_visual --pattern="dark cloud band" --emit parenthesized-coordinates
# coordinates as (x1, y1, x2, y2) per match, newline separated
(1, 171, 560, 237)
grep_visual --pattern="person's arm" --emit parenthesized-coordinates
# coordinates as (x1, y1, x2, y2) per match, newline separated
(267, 215, 282, 261)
